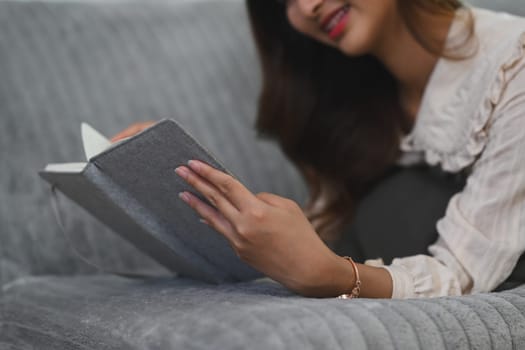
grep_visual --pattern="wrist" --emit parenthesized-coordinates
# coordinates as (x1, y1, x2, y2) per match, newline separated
(298, 254, 356, 298)
(337, 256, 361, 299)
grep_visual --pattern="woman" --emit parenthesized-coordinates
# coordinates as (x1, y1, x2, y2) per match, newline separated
(112, 0, 525, 299)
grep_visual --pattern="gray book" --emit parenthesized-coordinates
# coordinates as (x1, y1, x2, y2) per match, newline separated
(39, 119, 262, 283)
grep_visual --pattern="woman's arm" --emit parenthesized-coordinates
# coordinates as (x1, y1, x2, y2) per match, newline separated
(176, 63, 525, 299)
(175, 159, 393, 298)
(352, 263, 393, 298)
(176, 64, 525, 299)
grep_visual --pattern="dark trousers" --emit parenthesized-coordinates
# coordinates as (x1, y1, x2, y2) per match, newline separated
(333, 165, 524, 292)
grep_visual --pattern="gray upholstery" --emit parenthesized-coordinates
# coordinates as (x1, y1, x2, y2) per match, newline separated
(0, 0, 307, 287)
(3, 275, 525, 350)
(2, 0, 525, 349)
(468, 0, 525, 15)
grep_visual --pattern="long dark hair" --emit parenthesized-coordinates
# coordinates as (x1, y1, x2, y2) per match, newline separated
(246, 0, 470, 243)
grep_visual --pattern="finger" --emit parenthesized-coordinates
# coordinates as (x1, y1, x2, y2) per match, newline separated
(179, 191, 240, 245)
(175, 166, 240, 222)
(110, 125, 141, 142)
(110, 121, 155, 142)
(187, 160, 258, 210)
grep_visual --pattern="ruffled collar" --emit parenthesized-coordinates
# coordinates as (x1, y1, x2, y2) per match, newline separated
(400, 7, 525, 172)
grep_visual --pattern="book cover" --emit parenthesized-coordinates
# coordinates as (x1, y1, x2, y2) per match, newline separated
(39, 119, 263, 283)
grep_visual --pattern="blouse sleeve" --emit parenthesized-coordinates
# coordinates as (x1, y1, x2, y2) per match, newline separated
(380, 63, 525, 299)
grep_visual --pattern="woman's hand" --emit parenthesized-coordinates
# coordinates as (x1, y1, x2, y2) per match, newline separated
(175, 160, 355, 297)
(110, 121, 156, 143)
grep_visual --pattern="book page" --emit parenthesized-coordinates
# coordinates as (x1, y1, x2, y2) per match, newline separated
(81, 122, 112, 160)
(44, 163, 88, 173)
(43, 123, 134, 174)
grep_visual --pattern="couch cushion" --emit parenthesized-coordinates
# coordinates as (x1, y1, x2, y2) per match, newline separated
(2, 274, 525, 350)
(0, 0, 307, 287)
(469, 0, 525, 15)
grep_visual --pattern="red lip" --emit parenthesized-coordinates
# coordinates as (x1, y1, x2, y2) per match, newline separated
(320, 5, 349, 32)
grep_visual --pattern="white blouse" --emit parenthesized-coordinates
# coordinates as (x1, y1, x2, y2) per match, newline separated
(373, 7, 525, 298)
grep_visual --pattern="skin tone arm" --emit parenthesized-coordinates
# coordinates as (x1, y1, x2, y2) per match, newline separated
(175, 160, 393, 298)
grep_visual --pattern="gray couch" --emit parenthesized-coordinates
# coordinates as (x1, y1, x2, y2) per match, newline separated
(1, 0, 525, 349)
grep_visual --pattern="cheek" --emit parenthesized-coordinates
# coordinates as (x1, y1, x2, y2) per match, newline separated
(286, 7, 335, 47)
(336, 12, 376, 55)
(286, 7, 314, 37)
(338, 2, 395, 56)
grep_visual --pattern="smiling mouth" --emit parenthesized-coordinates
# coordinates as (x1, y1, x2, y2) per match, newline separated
(321, 4, 351, 40)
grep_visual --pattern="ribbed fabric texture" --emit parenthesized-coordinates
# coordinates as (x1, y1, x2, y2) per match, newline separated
(469, 0, 525, 15)
(2, 274, 525, 350)
(0, 0, 307, 287)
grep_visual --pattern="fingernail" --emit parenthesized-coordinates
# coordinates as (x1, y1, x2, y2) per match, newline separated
(178, 192, 190, 202)
(199, 218, 208, 225)
(187, 160, 201, 171)
(175, 166, 189, 178)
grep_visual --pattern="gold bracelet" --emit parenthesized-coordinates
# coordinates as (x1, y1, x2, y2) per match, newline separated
(337, 256, 361, 299)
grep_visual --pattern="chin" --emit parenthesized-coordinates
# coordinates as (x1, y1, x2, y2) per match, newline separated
(337, 37, 372, 57)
